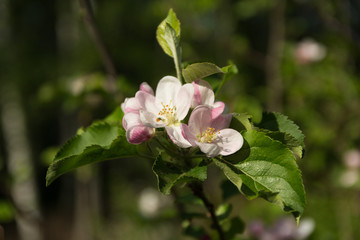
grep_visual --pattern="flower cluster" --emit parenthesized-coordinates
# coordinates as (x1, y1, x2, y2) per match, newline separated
(121, 76, 243, 157)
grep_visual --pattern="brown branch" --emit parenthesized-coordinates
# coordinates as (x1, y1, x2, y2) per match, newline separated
(189, 182, 225, 240)
(78, 0, 117, 95)
(265, 0, 286, 112)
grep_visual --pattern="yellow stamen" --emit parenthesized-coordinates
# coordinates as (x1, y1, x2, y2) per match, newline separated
(157, 100, 178, 126)
(198, 127, 220, 143)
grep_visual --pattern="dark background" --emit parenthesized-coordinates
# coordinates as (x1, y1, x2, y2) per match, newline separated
(0, 0, 360, 239)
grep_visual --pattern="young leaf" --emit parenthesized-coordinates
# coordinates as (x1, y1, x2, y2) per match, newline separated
(164, 23, 183, 81)
(156, 9, 181, 57)
(182, 62, 223, 83)
(46, 122, 138, 186)
(213, 130, 306, 222)
(152, 154, 207, 195)
(215, 62, 238, 96)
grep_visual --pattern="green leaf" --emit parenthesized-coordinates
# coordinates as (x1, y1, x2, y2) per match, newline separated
(0, 200, 15, 223)
(230, 113, 253, 132)
(104, 106, 123, 124)
(215, 62, 238, 96)
(156, 9, 180, 57)
(216, 203, 233, 221)
(153, 154, 207, 195)
(182, 62, 223, 83)
(256, 112, 304, 146)
(221, 180, 239, 201)
(256, 112, 305, 158)
(46, 122, 138, 186)
(182, 220, 207, 238)
(213, 130, 306, 221)
(222, 217, 245, 239)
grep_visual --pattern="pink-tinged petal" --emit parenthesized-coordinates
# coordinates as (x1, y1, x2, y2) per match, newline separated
(211, 101, 225, 119)
(140, 82, 154, 95)
(126, 125, 154, 144)
(121, 97, 140, 113)
(123, 112, 143, 130)
(136, 91, 162, 114)
(139, 110, 167, 128)
(196, 141, 221, 157)
(156, 76, 182, 103)
(166, 126, 192, 148)
(188, 105, 212, 135)
(216, 129, 243, 156)
(191, 79, 214, 108)
(180, 123, 197, 146)
(122, 117, 127, 130)
(211, 113, 232, 130)
(175, 83, 194, 120)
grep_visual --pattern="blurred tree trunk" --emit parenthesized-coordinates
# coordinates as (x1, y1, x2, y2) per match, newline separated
(57, 2, 104, 239)
(265, 0, 286, 112)
(0, 83, 43, 240)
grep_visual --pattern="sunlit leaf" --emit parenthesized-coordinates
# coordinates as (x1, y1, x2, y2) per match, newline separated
(230, 113, 253, 132)
(213, 130, 306, 222)
(46, 122, 137, 186)
(182, 62, 223, 83)
(156, 9, 181, 57)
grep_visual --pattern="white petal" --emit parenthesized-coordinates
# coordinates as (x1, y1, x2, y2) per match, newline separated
(188, 105, 212, 135)
(175, 83, 194, 120)
(180, 124, 197, 146)
(140, 110, 167, 128)
(166, 126, 192, 148)
(216, 129, 243, 156)
(140, 82, 154, 95)
(196, 141, 221, 157)
(156, 76, 181, 104)
(191, 79, 214, 108)
(123, 112, 143, 130)
(211, 113, 232, 130)
(121, 97, 139, 113)
(136, 91, 162, 114)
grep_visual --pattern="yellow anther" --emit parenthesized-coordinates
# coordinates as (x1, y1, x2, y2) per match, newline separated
(198, 127, 220, 143)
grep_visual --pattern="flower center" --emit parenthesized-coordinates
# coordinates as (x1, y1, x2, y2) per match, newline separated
(198, 127, 220, 143)
(156, 101, 178, 126)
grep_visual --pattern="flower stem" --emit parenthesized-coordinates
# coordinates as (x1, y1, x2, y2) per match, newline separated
(174, 48, 183, 83)
(189, 182, 225, 240)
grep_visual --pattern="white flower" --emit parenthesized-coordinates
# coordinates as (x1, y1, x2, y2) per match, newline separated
(137, 76, 194, 147)
(181, 105, 243, 157)
(192, 79, 226, 118)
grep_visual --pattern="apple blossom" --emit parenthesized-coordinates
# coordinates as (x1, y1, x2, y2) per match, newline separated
(121, 82, 155, 144)
(181, 105, 243, 157)
(137, 76, 194, 147)
(192, 79, 225, 118)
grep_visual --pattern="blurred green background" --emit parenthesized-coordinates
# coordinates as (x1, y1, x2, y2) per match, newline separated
(0, 0, 360, 239)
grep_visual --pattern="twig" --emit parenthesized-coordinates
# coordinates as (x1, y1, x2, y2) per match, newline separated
(189, 182, 225, 240)
(78, 0, 117, 95)
(265, 0, 286, 112)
